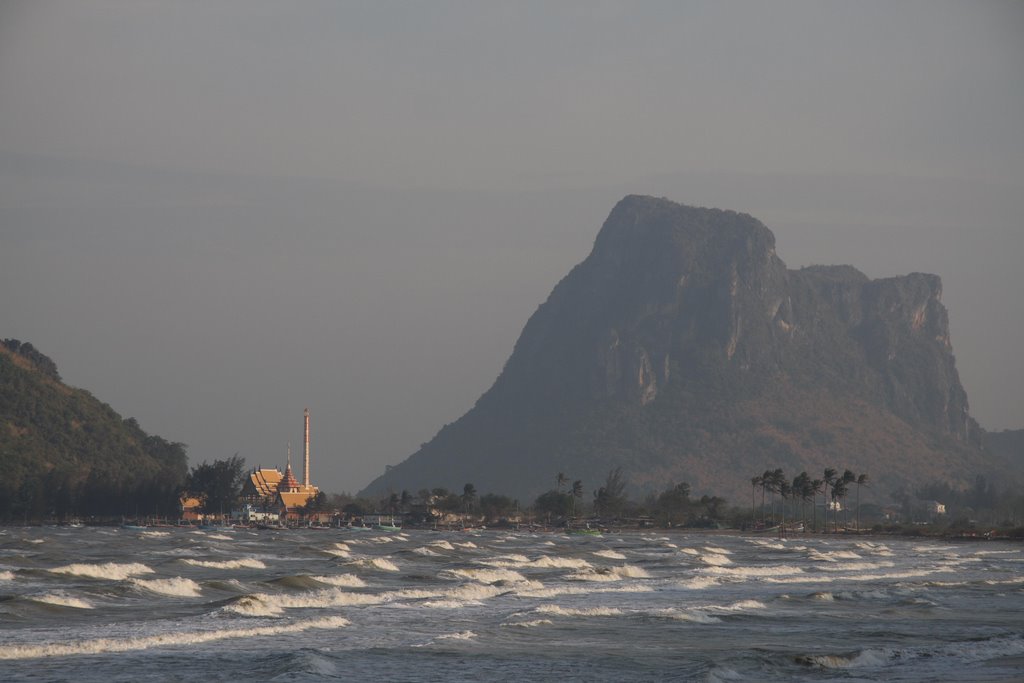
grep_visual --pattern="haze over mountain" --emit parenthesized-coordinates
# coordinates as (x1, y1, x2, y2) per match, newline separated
(362, 196, 1015, 502)
(1, 3, 1021, 495)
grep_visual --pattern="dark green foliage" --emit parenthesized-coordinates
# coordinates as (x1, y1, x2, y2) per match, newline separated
(654, 482, 691, 526)
(2, 339, 60, 381)
(302, 491, 328, 514)
(186, 455, 246, 514)
(479, 493, 517, 520)
(0, 341, 189, 521)
(593, 467, 628, 518)
(533, 490, 573, 518)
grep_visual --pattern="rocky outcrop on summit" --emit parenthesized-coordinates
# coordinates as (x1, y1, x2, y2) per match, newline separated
(362, 196, 993, 501)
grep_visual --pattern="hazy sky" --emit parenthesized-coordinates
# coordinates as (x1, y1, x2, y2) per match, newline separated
(2, 1, 1022, 494)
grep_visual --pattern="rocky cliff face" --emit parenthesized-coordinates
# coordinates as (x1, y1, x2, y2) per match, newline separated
(362, 196, 991, 501)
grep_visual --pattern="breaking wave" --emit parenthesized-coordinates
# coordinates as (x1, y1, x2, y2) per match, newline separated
(31, 593, 94, 609)
(349, 557, 400, 572)
(534, 605, 624, 618)
(443, 567, 529, 584)
(182, 558, 266, 570)
(529, 556, 592, 569)
(48, 562, 154, 580)
(568, 564, 651, 582)
(0, 616, 349, 660)
(310, 574, 366, 588)
(592, 549, 626, 560)
(502, 618, 553, 628)
(131, 577, 202, 597)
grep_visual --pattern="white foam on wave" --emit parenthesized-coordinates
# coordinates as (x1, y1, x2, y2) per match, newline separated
(529, 555, 592, 569)
(310, 574, 366, 588)
(32, 593, 94, 609)
(680, 547, 700, 556)
(754, 542, 787, 550)
(454, 541, 478, 549)
(973, 549, 1021, 556)
(412, 547, 441, 557)
(703, 546, 731, 555)
(855, 541, 893, 554)
(808, 549, 862, 562)
(703, 564, 806, 578)
(132, 577, 202, 597)
(206, 533, 233, 541)
(568, 564, 651, 582)
(0, 570, 14, 581)
(534, 605, 624, 618)
(430, 541, 455, 551)
(323, 547, 351, 558)
(436, 630, 477, 641)
(0, 616, 349, 660)
(984, 577, 1024, 585)
(817, 560, 896, 573)
(514, 583, 653, 599)
(443, 567, 529, 584)
(678, 576, 721, 590)
(48, 562, 154, 580)
(141, 531, 170, 538)
(707, 599, 768, 612)
(225, 588, 384, 616)
(183, 558, 266, 570)
(592, 549, 626, 560)
(479, 553, 531, 567)
(844, 568, 954, 582)
(502, 618, 553, 628)
(648, 607, 721, 624)
(447, 582, 510, 601)
(700, 553, 733, 566)
(349, 557, 399, 572)
(223, 595, 284, 617)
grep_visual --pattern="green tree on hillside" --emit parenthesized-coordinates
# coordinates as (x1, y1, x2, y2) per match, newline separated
(187, 455, 246, 515)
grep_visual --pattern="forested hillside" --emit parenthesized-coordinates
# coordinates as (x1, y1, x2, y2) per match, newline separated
(0, 339, 187, 520)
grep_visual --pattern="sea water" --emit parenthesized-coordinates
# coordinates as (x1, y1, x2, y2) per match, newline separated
(1, 526, 1022, 681)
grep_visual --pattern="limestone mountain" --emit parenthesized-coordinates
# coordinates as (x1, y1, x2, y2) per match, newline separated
(0, 339, 187, 520)
(362, 196, 1011, 502)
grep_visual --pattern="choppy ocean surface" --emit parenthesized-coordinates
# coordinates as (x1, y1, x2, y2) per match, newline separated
(1, 526, 1022, 682)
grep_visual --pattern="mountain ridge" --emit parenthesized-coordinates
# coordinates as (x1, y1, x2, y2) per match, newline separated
(361, 195, 1007, 501)
(0, 339, 187, 520)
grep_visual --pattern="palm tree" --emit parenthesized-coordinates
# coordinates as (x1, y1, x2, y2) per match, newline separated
(810, 478, 824, 532)
(461, 483, 477, 514)
(792, 472, 811, 530)
(761, 469, 773, 526)
(840, 470, 856, 529)
(779, 479, 792, 537)
(822, 468, 838, 533)
(831, 477, 849, 532)
(556, 472, 567, 495)
(769, 468, 785, 524)
(854, 473, 869, 531)
(571, 479, 583, 517)
(751, 475, 762, 527)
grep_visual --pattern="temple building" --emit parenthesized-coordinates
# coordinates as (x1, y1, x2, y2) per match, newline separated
(238, 408, 321, 521)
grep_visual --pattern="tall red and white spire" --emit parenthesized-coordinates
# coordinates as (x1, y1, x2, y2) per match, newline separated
(303, 408, 310, 488)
